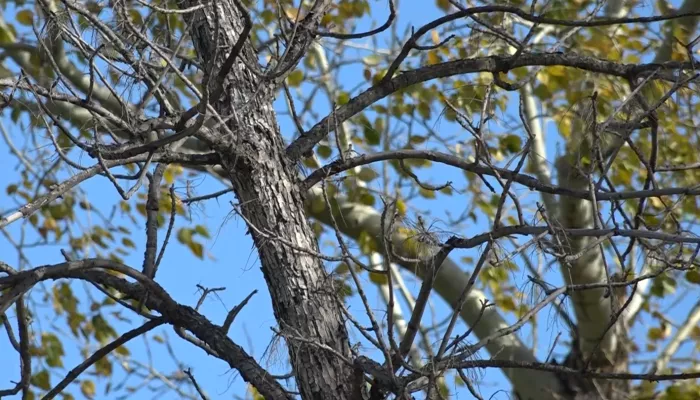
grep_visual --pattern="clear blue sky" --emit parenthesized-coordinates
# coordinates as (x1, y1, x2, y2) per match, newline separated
(1, 1, 697, 399)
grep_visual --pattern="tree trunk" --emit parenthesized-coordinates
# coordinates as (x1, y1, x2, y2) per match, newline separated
(180, 2, 354, 399)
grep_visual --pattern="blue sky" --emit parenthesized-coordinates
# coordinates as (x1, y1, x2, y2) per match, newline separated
(1, 1, 698, 399)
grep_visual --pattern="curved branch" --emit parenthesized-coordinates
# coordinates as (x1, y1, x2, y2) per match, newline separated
(0, 261, 292, 399)
(398, 357, 700, 387)
(315, 0, 396, 40)
(0, 152, 218, 229)
(43, 318, 166, 400)
(383, 6, 700, 83)
(286, 52, 696, 160)
(302, 149, 700, 201)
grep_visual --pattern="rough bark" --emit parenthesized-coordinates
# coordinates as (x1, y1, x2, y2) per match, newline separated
(179, 2, 354, 399)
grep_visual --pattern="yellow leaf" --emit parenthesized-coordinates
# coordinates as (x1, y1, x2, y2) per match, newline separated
(336, 91, 350, 105)
(163, 165, 183, 184)
(649, 197, 664, 209)
(419, 187, 436, 199)
(496, 296, 517, 312)
(395, 199, 407, 216)
(547, 65, 567, 78)
(426, 50, 440, 65)
(284, 6, 305, 20)
(431, 30, 440, 45)
(647, 324, 671, 341)
(647, 327, 664, 341)
(369, 271, 388, 285)
(43, 217, 57, 230)
(81, 380, 96, 399)
(436, 0, 451, 11)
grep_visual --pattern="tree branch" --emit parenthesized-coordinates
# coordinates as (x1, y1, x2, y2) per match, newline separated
(0, 260, 293, 399)
(286, 52, 696, 160)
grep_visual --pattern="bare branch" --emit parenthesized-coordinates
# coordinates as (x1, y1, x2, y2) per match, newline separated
(222, 290, 257, 333)
(286, 53, 696, 160)
(43, 318, 166, 400)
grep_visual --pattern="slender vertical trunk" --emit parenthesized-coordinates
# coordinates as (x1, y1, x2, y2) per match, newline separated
(181, 2, 354, 398)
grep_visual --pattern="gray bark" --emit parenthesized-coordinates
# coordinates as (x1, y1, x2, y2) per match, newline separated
(179, 2, 354, 399)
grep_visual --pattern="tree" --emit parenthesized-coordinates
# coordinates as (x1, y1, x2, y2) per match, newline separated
(1, 0, 700, 398)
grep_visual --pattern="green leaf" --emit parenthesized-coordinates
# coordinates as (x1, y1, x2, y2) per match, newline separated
(94, 357, 112, 376)
(128, 9, 143, 25)
(651, 275, 676, 297)
(53, 282, 78, 314)
(122, 237, 135, 249)
(16, 9, 34, 26)
(356, 167, 379, 182)
(335, 279, 353, 299)
(189, 242, 204, 259)
(336, 91, 350, 105)
(334, 262, 350, 274)
(419, 187, 436, 199)
(363, 125, 380, 146)
(92, 314, 117, 344)
(177, 228, 193, 244)
(359, 191, 375, 206)
(501, 134, 522, 153)
(317, 145, 332, 159)
(417, 102, 431, 119)
(436, 0, 451, 11)
(287, 70, 304, 87)
(163, 165, 183, 184)
(194, 225, 210, 238)
(48, 203, 72, 220)
(10, 107, 21, 122)
(31, 370, 51, 390)
(647, 326, 667, 341)
(115, 345, 130, 356)
(686, 270, 700, 285)
(67, 312, 86, 337)
(42, 333, 65, 368)
(410, 135, 427, 145)
(357, 231, 378, 254)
